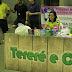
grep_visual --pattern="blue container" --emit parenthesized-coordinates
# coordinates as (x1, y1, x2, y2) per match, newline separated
(40, 29, 46, 36)
(52, 29, 58, 36)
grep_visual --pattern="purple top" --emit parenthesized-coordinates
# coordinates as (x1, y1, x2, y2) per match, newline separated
(29, 3, 40, 22)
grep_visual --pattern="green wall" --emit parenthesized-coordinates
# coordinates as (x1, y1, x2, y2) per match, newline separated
(59, 0, 72, 6)
(41, 0, 72, 6)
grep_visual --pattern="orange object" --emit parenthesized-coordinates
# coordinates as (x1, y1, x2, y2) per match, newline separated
(34, 29, 40, 36)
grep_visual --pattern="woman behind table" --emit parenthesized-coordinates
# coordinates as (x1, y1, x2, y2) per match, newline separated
(43, 11, 60, 30)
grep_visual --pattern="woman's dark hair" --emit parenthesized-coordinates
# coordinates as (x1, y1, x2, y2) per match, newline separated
(49, 11, 57, 22)
(34, 0, 35, 2)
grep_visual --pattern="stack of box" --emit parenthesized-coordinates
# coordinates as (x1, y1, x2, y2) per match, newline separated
(52, 25, 58, 36)
(28, 29, 52, 36)
(45, 30, 52, 36)
(34, 29, 40, 36)
(39, 29, 46, 36)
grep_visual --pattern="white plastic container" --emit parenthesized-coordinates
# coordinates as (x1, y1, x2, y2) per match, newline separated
(60, 27, 70, 35)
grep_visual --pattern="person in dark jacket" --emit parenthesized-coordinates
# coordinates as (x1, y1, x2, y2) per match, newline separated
(12, 0, 28, 28)
(25, 0, 41, 29)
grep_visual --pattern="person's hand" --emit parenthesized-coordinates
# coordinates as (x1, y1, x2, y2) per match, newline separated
(25, 21, 28, 25)
(10, 8, 13, 12)
(43, 28, 45, 30)
(26, 11, 30, 15)
(10, 8, 16, 13)
(9, 8, 12, 12)
(12, 25, 17, 28)
(29, 12, 32, 16)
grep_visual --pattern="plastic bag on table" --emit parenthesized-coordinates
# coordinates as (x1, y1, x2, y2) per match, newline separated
(18, 23, 24, 27)
(15, 24, 31, 35)
(60, 27, 70, 35)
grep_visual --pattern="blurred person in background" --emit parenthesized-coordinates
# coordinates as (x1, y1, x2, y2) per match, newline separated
(25, 0, 41, 29)
(11, 0, 28, 28)
(43, 11, 60, 30)
(0, 0, 11, 42)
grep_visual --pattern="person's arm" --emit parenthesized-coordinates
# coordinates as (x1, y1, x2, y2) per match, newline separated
(29, 12, 41, 15)
(56, 19, 60, 30)
(43, 24, 48, 30)
(4, 4, 11, 19)
(11, 5, 17, 13)
(43, 19, 49, 30)
(25, 11, 40, 21)
(57, 24, 59, 30)
(6, 10, 10, 17)
(25, 11, 30, 25)
(26, 11, 29, 20)
(11, 9, 16, 13)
